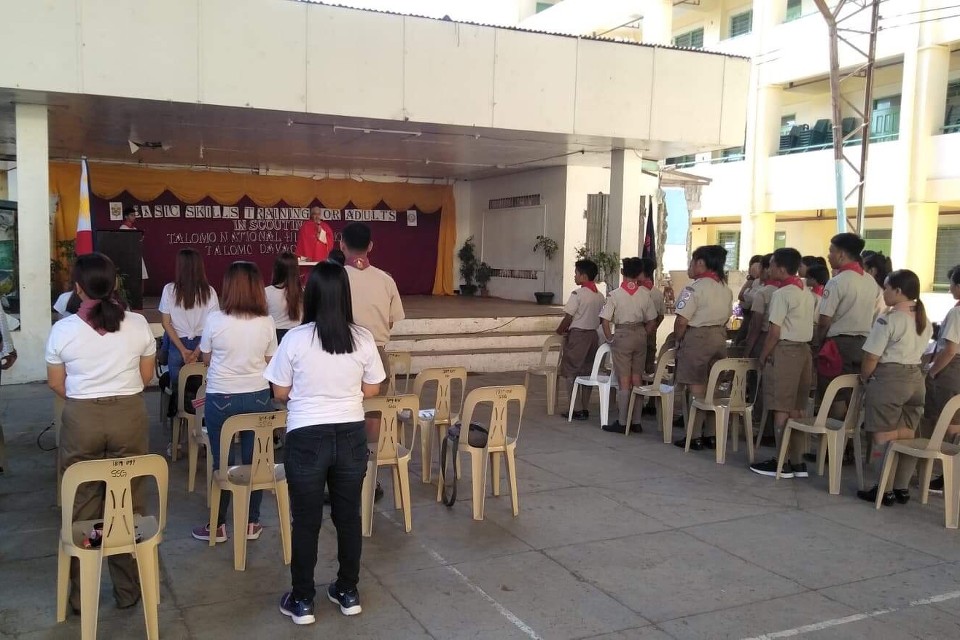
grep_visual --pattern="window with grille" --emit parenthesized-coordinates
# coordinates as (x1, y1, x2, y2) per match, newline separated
(935, 226, 960, 288)
(863, 228, 892, 258)
(717, 231, 741, 272)
(665, 154, 697, 167)
(945, 81, 960, 132)
(786, 0, 802, 22)
(774, 231, 787, 249)
(872, 95, 901, 140)
(729, 10, 753, 38)
(535, 2, 554, 13)
(584, 193, 609, 254)
(673, 27, 704, 49)
(780, 114, 797, 135)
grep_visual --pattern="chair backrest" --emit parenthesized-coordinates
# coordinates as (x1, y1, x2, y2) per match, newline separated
(589, 343, 613, 380)
(651, 348, 676, 387)
(364, 394, 420, 461)
(177, 362, 207, 414)
(193, 383, 207, 437)
(926, 394, 960, 451)
(61, 454, 168, 551)
(413, 367, 467, 424)
(656, 332, 675, 361)
(704, 357, 760, 410)
(386, 351, 412, 395)
(538, 334, 564, 366)
(811, 374, 860, 430)
(217, 411, 287, 487)
(460, 385, 527, 450)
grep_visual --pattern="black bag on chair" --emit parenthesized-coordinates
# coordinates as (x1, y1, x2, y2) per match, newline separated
(439, 422, 488, 507)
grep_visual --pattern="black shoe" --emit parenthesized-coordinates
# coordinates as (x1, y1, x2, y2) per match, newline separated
(703, 436, 717, 450)
(629, 423, 643, 433)
(893, 489, 910, 504)
(930, 475, 945, 494)
(280, 592, 316, 625)
(374, 482, 384, 502)
(791, 463, 809, 478)
(602, 421, 627, 434)
(327, 583, 362, 616)
(749, 458, 794, 479)
(675, 437, 704, 451)
(857, 485, 895, 506)
(571, 410, 589, 421)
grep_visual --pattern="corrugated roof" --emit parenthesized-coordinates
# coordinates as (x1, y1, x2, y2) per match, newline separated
(293, 0, 750, 59)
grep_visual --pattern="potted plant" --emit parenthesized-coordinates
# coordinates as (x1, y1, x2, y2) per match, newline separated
(575, 245, 620, 285)
(458, 236, 479, 296)
(533, 235, 559, 305)
(476, 262, 493, 297)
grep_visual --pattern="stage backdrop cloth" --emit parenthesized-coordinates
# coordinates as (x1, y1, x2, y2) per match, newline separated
(90, 191, 440, 297)
(49, 162, 456, 295)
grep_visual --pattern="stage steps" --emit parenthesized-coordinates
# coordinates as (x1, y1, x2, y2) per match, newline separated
(388, 313, 565, 374)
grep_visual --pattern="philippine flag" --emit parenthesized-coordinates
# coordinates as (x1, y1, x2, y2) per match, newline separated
(75, 158, 93, 255)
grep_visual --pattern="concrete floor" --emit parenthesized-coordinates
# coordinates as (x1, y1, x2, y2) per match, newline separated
(3, 376, 960, 639)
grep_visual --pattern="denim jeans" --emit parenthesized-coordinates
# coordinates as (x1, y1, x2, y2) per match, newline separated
(206, 389, 273, 526)
(284, 421, 368, 602)
(167, 336, 201, 391)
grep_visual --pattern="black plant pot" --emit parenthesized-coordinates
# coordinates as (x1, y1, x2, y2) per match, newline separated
(534, 292, 555, 305)
(460, 284, 479, 297)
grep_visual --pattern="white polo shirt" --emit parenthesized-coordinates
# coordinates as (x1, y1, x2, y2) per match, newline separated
(200, 312, 278, 394)
(263, 323, 386, 430)
(265, 285, 300, 330)
(158, 283, 220, 339)
(45, 312, 156, 399)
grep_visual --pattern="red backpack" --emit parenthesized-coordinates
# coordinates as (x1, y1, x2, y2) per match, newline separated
(816, 339, 843, 378)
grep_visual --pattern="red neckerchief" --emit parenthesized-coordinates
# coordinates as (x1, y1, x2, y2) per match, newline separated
(621, 281, 640, 296)
(698, 271, 721, 283)
(638, 278, 654, 290)
(581, 281, 598, 293)
(813, 284, 825, 297)
(77, 299, 109, 336)
(346, 255, 370, 270)
(763, 279, 779, 287)
(836, 262, 865, 276)
(779, 276, 805, 290)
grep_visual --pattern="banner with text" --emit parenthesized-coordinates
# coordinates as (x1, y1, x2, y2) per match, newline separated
(91, 191, 439, 296)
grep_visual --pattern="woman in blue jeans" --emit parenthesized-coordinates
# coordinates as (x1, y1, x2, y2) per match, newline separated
(265, 262, 385, 626)
(191, 261, 278, 543)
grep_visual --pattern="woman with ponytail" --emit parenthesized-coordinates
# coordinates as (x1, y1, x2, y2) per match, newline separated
(45, 252, 157, 613)
(857, 269, 932, 506)
(266, 251, 303, 343)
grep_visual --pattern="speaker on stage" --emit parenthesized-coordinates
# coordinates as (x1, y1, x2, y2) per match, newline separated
(95, 229, 144, 310)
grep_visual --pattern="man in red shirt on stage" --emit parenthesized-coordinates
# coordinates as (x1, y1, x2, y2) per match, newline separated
(295, 206, 336, 263)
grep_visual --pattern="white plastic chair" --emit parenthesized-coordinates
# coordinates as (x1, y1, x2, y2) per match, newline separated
(626, 348, 676, 443)
(413, 367, 467, 484)
(775, 374, 864, 493)
(568, 343, 618, 427)
(186, 384, 213, 505)
(361, 394, 419, 536)
(686, 358, 760, 464)
(876, 394, 960, 526)
(524, 334, 563, 415)
(386, 351, 412, 396)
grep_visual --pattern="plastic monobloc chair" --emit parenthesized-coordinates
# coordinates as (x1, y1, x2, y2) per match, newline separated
(361, 394, 420, 536)
(626, 348, 677, 443)
(171, 362, 207, 462)
(413, 367, 467, 484)
(568, 343, 618, 427)
(208, 411, 291, 571)
(186, 383, 213, 504)
(57, 454, 168, 640)
(524, 334, 563, 415)
(386, 351, 413, 396)
(435, 385, 527, 520)
(686, 357, 760, 464)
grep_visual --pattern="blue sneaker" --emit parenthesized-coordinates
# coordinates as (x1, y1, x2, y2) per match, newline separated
(327, 583, 362, 616)
(279, 592, 315, 625)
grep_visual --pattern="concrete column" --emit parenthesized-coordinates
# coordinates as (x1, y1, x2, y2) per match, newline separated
(642, 0, 673, 45)
(608, 149, 644, 261)
(13, 104, 52, 384)
(741, 83, 782, 264)
(891, 13, 949, 290)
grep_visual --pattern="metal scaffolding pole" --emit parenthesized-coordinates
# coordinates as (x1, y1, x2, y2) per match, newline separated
(813, 0, 881, 234)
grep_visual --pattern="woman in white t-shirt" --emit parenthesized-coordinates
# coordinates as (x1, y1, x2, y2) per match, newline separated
(45, 253, 156, 612)
(265, 262, 385, 626)
(265, 251, 303, 343)
(191, 261, 278, 543)
(158, 249, 219, 422)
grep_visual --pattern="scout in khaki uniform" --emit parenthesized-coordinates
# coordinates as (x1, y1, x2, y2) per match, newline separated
(923, 265, 960, 493)
(748, 248, 815, 479)
(600, 258, 658, 434)
(857, 269, 932, 506)
(672, 245, 733, 450)
(815, 233, 881, 405)
(556, 259, 605, 421)
(745, 254, 777, 358)
(735, 254, 764, 346)
(639, 257, 665, 376)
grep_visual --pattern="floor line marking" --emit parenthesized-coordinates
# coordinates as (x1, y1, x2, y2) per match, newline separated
(380, 511, 542, 640)
(742, 590, 960, 639)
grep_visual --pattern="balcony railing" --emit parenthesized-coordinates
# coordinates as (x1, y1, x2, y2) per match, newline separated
(943, 123, 960, 134)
